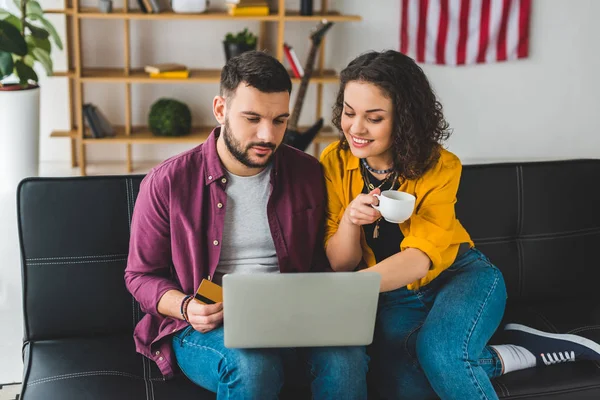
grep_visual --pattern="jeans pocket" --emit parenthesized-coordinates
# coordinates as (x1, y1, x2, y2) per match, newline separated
(175, 325, 194, 347)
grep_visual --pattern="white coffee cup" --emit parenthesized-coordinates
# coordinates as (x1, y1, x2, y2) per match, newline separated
(372, 190, 416, 223)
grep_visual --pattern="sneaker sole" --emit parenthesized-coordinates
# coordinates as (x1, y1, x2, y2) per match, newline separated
(504, 323, 600, 354)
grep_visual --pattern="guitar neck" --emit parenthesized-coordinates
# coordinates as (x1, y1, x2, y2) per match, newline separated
(287, 45, 320, 131)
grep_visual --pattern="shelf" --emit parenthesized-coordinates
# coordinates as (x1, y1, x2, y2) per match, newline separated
(50, 129, 77, 138)
(284, 11, 361, 22)
(82, 126, 211, 143)
(45, 8, 74, 15)
(69, 125, 337, 144)
(78, 9, 280, 20)
(76, 68, 339, 83)
(72, 8, 360, 22)
(52, 70, 76, 78)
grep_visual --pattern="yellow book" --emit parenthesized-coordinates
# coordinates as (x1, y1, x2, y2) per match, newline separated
(227, 5, 269, 16)
(149, 70, 189, 78)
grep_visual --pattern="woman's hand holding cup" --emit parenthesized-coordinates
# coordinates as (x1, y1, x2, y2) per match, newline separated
(343, 188, 382, 226)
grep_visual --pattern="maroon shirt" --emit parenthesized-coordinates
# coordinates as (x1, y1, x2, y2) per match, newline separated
(124, 128, 328, 378)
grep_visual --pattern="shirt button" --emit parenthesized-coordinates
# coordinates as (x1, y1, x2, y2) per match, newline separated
(221, 178, 227, 184)
(208, 175, 213, 180)
(213, 240, 219, 246)
(217, 203, 223, 209)
(159, 356, 164, 361)
(155, 351, 160, 356)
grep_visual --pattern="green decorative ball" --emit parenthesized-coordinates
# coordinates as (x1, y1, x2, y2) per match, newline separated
(148, 98, 192, 136)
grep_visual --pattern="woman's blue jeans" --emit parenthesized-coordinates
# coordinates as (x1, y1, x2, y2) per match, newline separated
(371, 248, 507, 400)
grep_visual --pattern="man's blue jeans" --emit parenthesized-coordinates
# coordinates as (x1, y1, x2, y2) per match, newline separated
(371, 248, 507, 400)
(172, 325, 369, 399)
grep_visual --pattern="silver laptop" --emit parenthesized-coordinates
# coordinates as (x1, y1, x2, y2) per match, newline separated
(222, 272, 381, 348)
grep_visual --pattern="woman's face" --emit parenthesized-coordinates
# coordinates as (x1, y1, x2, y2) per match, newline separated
(341, 81, 394, 164)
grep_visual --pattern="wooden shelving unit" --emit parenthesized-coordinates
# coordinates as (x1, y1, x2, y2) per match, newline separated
(50, 0, 360, 175)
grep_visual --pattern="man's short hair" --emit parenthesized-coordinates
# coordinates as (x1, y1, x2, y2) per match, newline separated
(220, 51, 292, 99)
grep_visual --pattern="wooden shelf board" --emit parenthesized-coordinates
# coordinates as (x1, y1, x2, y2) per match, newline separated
(52, 70, 76, 78)
(77, 126, 337, 144)
(50, 129, 77, 138)
(78, 68, 339, 83)
(82, 126, 212, 143)
(45, 8, 74, 15)
(284, 11, 361, 22)
(78, 8, 280, 20)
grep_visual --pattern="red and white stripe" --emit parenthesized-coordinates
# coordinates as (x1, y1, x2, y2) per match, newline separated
(400, 0, 532, 65)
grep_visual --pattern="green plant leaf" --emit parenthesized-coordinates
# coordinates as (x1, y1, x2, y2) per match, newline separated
(0, 8, 15, 20)
(4, 14, 21, 30)
(25, 22, 49, 40)
(32, 46, 51, 75)
(0, 19, 27, 56)
(26, 1, 43, 20)
(26, 34, 50, 53)
(37, 16, 62, 50)
(23, 53, 33, 66)
(15, 59, 38, 85)
(0, 50, 14, 79)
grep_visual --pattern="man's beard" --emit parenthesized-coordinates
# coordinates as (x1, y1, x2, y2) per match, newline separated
(222, 118, 277, 168)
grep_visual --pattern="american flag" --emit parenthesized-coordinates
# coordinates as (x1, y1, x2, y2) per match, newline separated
(400, 0, 532, 66)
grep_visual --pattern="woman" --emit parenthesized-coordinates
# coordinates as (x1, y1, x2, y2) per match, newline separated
(321, 50, 600, 400)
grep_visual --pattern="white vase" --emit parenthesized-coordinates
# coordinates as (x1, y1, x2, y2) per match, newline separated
(0, 85, 40, 194)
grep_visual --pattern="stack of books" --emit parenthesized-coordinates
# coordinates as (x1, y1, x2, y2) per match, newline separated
(226, 0, 269, 16)
(144, 63, 190, 79)
(83, 104, 115, 139)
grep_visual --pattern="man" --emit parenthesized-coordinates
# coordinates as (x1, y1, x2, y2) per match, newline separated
(124, 51, 369, 399)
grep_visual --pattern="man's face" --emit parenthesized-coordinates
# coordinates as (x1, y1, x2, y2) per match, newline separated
(219, 84, 290, 169)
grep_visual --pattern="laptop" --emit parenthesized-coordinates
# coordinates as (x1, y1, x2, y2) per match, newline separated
(222, 272, 381, 349)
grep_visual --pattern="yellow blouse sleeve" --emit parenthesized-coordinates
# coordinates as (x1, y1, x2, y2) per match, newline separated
(320, 143, 346, 249)
(401, 152, 462, 271)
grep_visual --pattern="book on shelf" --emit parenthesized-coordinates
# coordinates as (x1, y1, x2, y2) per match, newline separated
(83, 104, 115, 138)
(283, 43, 304, 78)
(226, 2, 269, 16)
(149, 70, 190, 78)
(144, 63, 188, 74)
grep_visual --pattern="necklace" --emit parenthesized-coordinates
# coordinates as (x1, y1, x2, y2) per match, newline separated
(360, 163, 399, 239)
(361, 158, 394, 175)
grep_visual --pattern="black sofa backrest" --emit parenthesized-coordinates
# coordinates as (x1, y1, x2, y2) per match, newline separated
(455, 160, 600, 302)
(17, 160, 600, 342)
(18, 176, 144, 342)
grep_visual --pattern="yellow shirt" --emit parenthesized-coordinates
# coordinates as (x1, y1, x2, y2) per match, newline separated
(320, 141, 473, 290)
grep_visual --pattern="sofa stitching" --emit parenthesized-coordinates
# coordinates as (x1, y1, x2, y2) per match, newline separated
(473, 227, 600, 244)
(568, 326, 600, 334)
(26, 254, 128, 261)
(27, 371, 165, 386)
(516, 166, 524, 298)
(498, 379, 510, 397)
(493, 379, 506, 397)
(27, 258, 127, 266)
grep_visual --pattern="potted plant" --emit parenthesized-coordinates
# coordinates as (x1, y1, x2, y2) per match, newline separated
(223, 28, 257, 62)
(0, 0, 63, 182)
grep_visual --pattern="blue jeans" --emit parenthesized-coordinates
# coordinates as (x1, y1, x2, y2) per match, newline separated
(172, 326, 369, 400)
(371, 248, 507, 400)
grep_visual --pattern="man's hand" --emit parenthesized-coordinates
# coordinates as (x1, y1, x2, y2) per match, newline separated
(343, 188, 382, 226)
(186, 300, 224, 333)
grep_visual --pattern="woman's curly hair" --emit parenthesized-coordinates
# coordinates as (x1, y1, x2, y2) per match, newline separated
(332, 50, 452, 181)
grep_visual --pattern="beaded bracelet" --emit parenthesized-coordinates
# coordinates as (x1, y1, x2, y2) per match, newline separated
(180, 294, 193, 322)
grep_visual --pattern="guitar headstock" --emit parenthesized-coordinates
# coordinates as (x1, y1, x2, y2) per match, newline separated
(310, 20, 334, 46)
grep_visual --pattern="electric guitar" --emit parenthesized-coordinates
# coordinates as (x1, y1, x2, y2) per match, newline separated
(283, 20, 334, 151)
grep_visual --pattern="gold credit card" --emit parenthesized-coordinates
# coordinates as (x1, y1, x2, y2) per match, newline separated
(195, 278, 223, 304)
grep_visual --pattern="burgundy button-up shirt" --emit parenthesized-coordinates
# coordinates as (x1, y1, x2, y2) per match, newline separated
(124, 128, 328, 378)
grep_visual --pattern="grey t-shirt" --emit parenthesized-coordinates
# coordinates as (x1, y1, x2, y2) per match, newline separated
(213, 164, 279, 285)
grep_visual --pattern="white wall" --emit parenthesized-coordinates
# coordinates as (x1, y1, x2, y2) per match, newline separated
(2, 0, 600, 384)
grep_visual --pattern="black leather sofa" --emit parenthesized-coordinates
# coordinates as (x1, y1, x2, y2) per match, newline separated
(16, 160, 600, 399)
